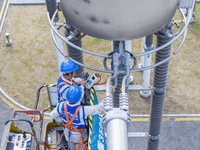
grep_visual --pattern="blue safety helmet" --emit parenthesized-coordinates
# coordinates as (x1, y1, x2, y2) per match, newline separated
(66, 85, 82, 103)
(60, 60, 79, 74)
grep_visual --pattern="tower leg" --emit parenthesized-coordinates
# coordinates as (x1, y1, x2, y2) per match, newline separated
(45, 0, 65, 74)
(54, 27, 65, 74)
(140, 35, 153, 98)
(125, 40, 134, 84)
(138, 37, 146, 69)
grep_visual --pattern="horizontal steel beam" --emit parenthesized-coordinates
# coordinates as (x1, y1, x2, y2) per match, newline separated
(94, 85, 152, 91)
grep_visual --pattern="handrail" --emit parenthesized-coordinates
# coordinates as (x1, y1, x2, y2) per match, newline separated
(13, 110, 42, 122)
(131, 57, 171, 73)
(51, 19, 172, 74)
(50, 28, 67, 58)
(51, 28, 113, 73)
(173, 8, 188, 55)
(133, 1, 195, 58)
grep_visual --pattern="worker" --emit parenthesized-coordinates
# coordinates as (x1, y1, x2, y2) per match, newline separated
(50, 85, 115, 150)
(57, 59, 88, 102)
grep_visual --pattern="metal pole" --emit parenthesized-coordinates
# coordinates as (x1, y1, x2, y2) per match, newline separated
(147, 22, 174, 150)
(105, 108, 129, 150)
(139, 37, 146, 69)
(107, 118, 128, 150)
(45, 0, 65, 74)
(53, 27, 65, 74)
(125, 40, 132, 53)
(125, 40, 133, 83)
(140, 35, 153, 98)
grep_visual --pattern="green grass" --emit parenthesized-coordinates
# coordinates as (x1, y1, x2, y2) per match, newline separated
(85, 38, 103, 47)
(190, 22, 200, 38)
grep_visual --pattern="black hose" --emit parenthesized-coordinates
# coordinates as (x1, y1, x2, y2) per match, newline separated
(34, 85, 45, 109)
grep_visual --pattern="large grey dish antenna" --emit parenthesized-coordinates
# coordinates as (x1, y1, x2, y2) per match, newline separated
(60, 0, 178, 40)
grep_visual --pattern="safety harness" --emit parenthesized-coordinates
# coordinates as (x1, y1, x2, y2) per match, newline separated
(57, 77, 75, 102)
(63, 102, 88, 150)
(57, 79, 75, 87)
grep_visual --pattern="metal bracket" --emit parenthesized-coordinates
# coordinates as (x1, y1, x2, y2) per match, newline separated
(102, 108, 129, 125)
(149, 134, 160, 141)
(157, 20, 175, 38)
(144, 44, 154, 52)
(178, 0, 194, 8)
(153, 86, 166, 93)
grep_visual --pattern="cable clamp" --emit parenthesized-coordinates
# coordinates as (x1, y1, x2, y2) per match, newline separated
(153, 86, 166, 93)
(144, 44, 154, 52)
(149, 134, 160, 141)
(102, 108, 129, 125)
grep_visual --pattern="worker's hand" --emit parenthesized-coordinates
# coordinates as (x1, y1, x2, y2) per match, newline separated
(81, 78, 88, 86)
(110, 86, 115, 94)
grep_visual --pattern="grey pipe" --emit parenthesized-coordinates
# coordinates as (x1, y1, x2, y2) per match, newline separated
(105, 108, 129, 150)
(147, 25, 173, 150)
(122, 65, 130, 94)
(107, 119, 128, 150)
(106, 66, 118, 94)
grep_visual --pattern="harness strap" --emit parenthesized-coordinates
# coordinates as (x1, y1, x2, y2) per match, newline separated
(57, 77, 75, 87)
(76, 138, 88, 150)
(64, 102, 81, 125)
(64, 102, 88, 150)
(57, 76, 75, 102)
